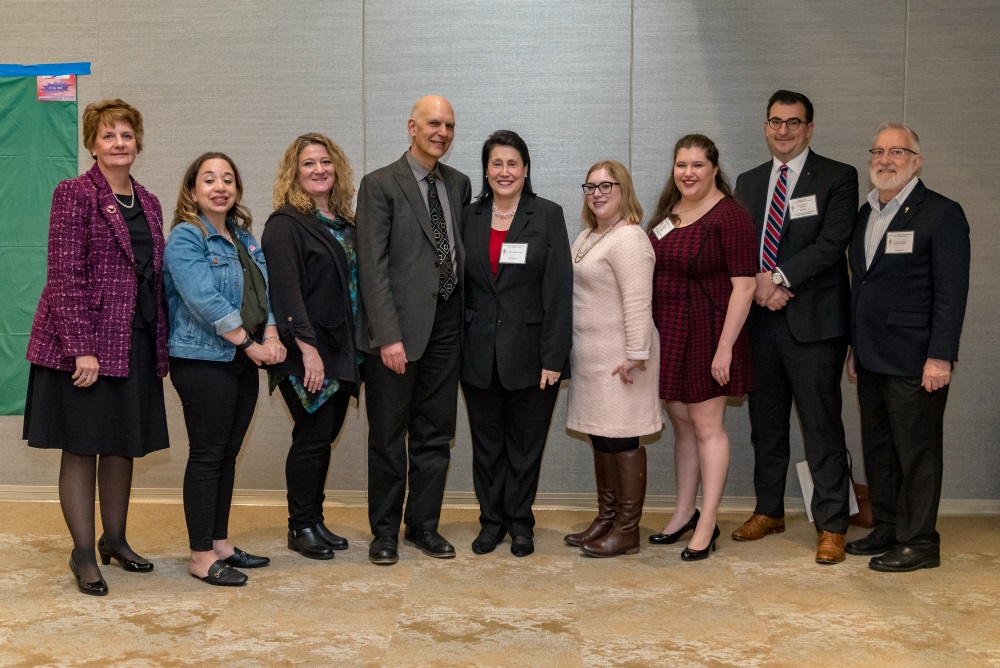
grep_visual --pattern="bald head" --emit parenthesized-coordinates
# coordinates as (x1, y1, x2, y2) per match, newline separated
(408, 95, 456, 169)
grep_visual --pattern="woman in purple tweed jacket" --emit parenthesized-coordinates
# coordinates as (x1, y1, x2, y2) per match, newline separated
(23, 99, 170, 597)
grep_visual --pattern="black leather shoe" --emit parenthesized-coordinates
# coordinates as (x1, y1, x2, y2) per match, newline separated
(369, 536, 399, 565)
(97, 535, 153, 572)
(471, 530, 505, 555)
(313, 523, 349, 551)
(403, 528, 456, 558)
(511, 536, 534, 557)
(192, 560, 248, 586)
(288, 527, 335, 560)
(69, 555, 108, 596)
(223, 546, 270, 569)
(649, 509, 701, 545)
(681, 525, 721, 562)
(869, 545, 940, 572)
(846, 531, 896, 556)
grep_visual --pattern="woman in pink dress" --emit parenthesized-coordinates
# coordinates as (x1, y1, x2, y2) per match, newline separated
(647, 135, 756, 560)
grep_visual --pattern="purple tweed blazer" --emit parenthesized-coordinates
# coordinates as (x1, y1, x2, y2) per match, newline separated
(26, 163, 169, 378)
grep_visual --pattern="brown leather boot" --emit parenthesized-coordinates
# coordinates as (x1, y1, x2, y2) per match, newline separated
(581, 447, 646, 557)
(564, 451, 617, 546)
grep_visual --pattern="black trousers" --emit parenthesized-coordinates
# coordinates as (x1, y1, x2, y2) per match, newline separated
(364, 294, 461, 537)
(462, 367, 560, 538)
(278, 380, 352, 531)
(748, 309, 851, 533)
(856, 368, 948, 548)
(170, 354, 259, 552)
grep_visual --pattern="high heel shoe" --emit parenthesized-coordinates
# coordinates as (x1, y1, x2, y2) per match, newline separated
(649, 509, 701, 545)
(680, 525, 720, 561)
(69, 555, 108, 596)
(98, 535, 154, 572)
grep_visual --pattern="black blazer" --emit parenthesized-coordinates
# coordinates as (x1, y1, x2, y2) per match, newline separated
(261, 204, 362, 394)
(849, 181, 970, 377)
(460, 194, 573, 391)
(735, 150, 859, 343)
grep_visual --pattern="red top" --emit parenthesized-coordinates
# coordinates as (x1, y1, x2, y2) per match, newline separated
(489, 227, 509, 275)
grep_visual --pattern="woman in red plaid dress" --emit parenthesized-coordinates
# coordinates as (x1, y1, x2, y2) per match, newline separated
(647, 135, 756, 560)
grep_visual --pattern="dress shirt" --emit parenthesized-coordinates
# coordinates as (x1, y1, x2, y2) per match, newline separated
(760, 148, 810, 287)
(864, 176, 920, 268)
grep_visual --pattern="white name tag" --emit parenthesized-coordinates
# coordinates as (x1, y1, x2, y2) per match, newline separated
(885, 231, 914, 254)
(788, 195, 818, 219)
(652, 219, 673, 240)
(499, 242, 528, 264)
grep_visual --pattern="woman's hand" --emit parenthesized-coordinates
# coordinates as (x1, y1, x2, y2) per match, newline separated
(298, 340, 324, 393)
(539, 369, 561, 390)
(261, 327, 286, 365)
(244, 342, 269, 367)
(611, 359, 646, 385)
(72, 355, 100, 388)
(711, 346, 732, 386)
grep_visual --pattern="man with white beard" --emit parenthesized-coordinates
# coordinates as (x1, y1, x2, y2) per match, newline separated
(846, 122, 970, 572)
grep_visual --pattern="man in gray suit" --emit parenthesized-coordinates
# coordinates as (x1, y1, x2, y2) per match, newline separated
(356, 95, 472, 565)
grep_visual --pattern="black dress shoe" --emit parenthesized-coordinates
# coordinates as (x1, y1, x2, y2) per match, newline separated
(223, 547, 270, 569)
(97, 535, 153, 572)
(288, 527, 335, 560)
(846, 531, 896, 556)
(403, 528, 456, 558)
(313, 523, 349, 551)
(471, 530, 505, 555)
(869, 545, 940, 572)
(192, 560, 248, 586)
(649, 509, 701, 545)
(511, 536, 534, 557)
(680, 525, 721, 562)
(369, 536, 399, 565)
(69, 555, 108, 596)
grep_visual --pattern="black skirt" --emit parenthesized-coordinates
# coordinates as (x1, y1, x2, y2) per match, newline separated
(23, 328, 169, 457)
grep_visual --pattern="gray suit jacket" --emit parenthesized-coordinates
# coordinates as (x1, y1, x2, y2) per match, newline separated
(356, 152, 472, 359)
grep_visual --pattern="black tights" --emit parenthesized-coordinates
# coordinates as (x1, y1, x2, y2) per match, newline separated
(59, 451, 142, 581)
(589, 435, 640, 454)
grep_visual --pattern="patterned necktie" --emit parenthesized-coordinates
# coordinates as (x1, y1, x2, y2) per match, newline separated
(761, 164, 789, 271)
(427, 172, 456, 299)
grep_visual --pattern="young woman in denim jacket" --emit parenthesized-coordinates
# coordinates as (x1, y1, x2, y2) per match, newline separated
(164, 152, 286, 586)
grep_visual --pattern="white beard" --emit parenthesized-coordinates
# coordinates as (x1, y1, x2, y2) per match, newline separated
(870, 165, 914, 193)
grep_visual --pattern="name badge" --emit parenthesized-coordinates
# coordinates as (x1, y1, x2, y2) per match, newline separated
(885, 231, 914, 254)
(499, 242, 528, 264)
(788, 195, 818, 219)
(652, 219, 673, 240)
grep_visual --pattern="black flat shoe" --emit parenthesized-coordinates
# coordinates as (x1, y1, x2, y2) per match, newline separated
(471, 530, 505, 555)
(288, 527, 335, 560)
(98, 535, 153, 572)
(403, 528, 456, 559)
(681, 525, 721, 562)
(69, 555, 108, 596)
(846, 531, 896, 556)
(223, 547, 270, 569)
(649, 509, 701, 545)
(511, 536, 534, 557)
(369, 536, 399, 565)
(192, 560, 248, 586)
(313, 523, 349, 551)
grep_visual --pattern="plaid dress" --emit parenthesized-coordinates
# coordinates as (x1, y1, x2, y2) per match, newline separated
(650, 197, 756, 403)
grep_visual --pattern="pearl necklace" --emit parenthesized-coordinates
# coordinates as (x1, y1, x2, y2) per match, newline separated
(114, 182, 136, 210)
(492, 202, 516, 219)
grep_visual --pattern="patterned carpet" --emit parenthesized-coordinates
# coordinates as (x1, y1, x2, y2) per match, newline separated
(0, 502, 998, 667)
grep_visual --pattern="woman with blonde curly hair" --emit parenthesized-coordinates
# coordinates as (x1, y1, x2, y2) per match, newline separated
(261, 133, 363, 560)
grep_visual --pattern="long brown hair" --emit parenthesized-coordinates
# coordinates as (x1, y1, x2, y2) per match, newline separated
(273, 133, 355, 222)
(647, 134, 733, 230)
(172, 152, 252, 236)
(581, 160, 643, 229)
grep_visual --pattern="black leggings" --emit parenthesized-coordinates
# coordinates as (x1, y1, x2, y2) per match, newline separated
(170, 354, 259, 551)
(589, 434, 639, 454)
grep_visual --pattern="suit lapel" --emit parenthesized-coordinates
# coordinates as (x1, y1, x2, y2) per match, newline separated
(867, 183, 926, 272)
(789, 151, 820, 203)
(89, 166, 135, 263)
(392, 156, 436, 243)
(469, 201, 494, 286)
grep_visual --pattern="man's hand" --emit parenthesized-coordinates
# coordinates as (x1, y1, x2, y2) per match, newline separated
(922, 358, 952, 392)
(381, 341, 407, 375)
(763, 285, 795, 311)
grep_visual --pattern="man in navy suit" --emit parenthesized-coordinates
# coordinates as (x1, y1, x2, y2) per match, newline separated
(734, 90, 859, 564)
(846, 123, 970, 572)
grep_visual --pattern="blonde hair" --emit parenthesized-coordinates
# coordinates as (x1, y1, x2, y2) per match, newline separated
(273, 133, 355, 222)
(172, 152, 252, 236)
(82, 99, 144, 157)
(581, 160, 643, 229)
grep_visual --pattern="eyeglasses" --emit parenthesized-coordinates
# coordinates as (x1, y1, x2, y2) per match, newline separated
(766, 118, 804, 130)
(868, 147, 920, 159)
(581, 181, 619, 195)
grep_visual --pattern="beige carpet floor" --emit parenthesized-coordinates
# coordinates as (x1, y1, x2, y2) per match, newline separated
(0, 502, 998, 667)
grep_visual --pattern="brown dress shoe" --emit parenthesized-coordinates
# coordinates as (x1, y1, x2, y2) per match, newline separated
(731, 514, 785, 541)
(816, 531, 846, 564)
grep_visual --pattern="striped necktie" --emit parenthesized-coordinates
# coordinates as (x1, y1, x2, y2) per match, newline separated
(761, 164, 788, 271)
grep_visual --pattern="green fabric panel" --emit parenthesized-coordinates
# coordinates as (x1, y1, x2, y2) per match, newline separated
(0, 76, 78, 414)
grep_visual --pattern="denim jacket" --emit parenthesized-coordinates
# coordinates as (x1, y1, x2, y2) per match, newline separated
(164, 216, 275, 362)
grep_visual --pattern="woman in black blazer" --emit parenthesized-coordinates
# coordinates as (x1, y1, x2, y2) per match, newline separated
(261, 133, 363, 561)
(460, 130, 573, 557)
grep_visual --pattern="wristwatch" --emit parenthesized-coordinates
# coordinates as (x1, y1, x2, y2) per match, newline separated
(770, 270, 786, 287)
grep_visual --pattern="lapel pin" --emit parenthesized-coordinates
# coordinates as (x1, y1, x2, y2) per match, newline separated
(905, 207, 910, 213)
(106, 205, 117, 214)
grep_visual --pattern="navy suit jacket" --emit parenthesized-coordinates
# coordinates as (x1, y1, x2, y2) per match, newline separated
(849, 180, 970, 377)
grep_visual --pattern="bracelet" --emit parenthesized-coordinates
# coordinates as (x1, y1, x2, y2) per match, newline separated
(236, 334, 253, 350)
(263, 335, 278, 341)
